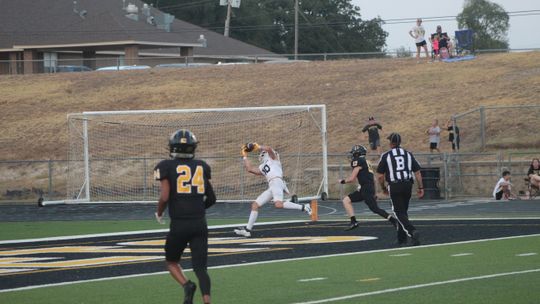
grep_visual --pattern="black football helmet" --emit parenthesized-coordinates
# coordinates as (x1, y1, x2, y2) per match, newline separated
(350, 145, 367, 158)
(169, 129, 198, 159)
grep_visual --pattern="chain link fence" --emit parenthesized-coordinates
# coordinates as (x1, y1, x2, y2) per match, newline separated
(453, 105, 540, 152)
(2, 151, 538, 203)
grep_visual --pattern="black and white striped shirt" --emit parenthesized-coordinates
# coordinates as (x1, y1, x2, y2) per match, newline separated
(377, 147, 421, 183)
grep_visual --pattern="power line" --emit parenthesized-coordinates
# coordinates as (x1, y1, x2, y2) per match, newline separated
(1, 10, 539, 34)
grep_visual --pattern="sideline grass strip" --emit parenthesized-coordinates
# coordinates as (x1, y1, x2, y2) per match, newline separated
(0, 218, 289, 241)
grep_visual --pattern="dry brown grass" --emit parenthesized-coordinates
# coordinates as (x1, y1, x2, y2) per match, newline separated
(1, 52, 539, 161)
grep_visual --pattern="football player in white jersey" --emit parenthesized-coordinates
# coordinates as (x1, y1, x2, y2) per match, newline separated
(234, 143, 312, 237)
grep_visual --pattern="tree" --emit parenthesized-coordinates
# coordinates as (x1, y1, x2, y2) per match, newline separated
(145, 0, 387, 54)
(457, 0, 509, 50)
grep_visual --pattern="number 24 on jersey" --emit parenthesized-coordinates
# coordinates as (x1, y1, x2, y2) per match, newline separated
(176, 165, 205, 194)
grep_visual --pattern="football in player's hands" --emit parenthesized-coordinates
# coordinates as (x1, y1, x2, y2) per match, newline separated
(244, 142, 259, 152)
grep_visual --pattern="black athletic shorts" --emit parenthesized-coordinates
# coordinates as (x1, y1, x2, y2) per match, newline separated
(165, 217, 208, 264)
(495, 190, 503, 200)
(416, 40, 427, 47)
(430, 142, 438, 150)
(348, 183, 375, 202)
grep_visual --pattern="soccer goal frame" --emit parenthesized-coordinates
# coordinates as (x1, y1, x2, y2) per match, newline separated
(44, 105, 328, 206)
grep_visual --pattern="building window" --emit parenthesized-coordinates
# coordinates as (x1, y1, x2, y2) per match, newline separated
(44, 52, 58, 72)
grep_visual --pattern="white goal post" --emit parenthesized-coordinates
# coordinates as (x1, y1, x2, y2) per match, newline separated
(44, 105, 328, 205)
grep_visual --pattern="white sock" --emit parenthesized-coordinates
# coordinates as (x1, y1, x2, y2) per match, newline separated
(246, 211, 258, 230)
(283, 201, 303, 210)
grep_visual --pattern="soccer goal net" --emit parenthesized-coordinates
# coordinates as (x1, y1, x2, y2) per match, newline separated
(45, 105, 328, 205)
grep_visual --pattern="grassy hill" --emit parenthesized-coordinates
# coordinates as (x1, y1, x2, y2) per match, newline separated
(1, 52, 539, 161)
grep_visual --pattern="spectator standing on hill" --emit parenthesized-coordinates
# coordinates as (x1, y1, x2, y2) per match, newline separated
(427, 119, 441, 153)
(361, 116, 383, 154)
(446, 119, 460, 152)
(409, 18, 430, 63)
(154, 129, 215, 304)
(377, 133, 424, 246)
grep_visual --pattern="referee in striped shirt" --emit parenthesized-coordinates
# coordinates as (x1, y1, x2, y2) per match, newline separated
(376, 132, 424, 246)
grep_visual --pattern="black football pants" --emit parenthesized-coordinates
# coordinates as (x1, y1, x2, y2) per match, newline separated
(348, 183, 390, 219)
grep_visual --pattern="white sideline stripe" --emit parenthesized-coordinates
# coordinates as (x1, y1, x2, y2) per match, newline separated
(0, 220, 306, 245)
(298, 277, 327, 282)
(389, 253, 411, 257)
(451, 253, 473, 257)
(291, 268, 540, 304)
(315, 217, 540, 222)
(516, 253, 538, 257)
(1, 233, 539, 294)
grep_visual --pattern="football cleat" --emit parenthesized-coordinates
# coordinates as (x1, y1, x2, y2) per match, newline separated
(303, 203, 312, 215)
(183, 280, 197, 304)
(344, 221, 359, 231)
(234, 227, 251, 237)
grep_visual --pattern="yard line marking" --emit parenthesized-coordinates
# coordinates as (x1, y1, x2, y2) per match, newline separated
(1, 233, 539, 293)
(451, 253, 473, 257)
(389, 253, 411, 257)
(298, 278, 327, 282)
(516, 253, 538, 257)
(357, 278, 380, 282)
(291, 268, 540, 304)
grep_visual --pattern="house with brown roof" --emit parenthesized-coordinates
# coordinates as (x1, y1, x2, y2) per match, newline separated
(0, 0, 277, 74)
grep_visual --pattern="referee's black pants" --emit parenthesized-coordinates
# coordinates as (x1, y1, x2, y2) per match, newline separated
(389, 181, 416, 237)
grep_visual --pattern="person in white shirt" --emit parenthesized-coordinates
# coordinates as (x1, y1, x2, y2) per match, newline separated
(492, 170, 516, 200)
(409, 18, 430, 62)
(426, 119, 441, 153)
(234, 143, 312, 237)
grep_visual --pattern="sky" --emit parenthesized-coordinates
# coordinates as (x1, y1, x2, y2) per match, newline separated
(351, 0, 540, 51)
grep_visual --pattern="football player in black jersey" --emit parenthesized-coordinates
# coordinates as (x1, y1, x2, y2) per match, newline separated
(339, 145, 398, 231)
(154, 129, 216, 304)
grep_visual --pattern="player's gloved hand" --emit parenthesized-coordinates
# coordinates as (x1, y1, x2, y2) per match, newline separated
(245, 142, 260, 152)
(154, 212, 165, 224)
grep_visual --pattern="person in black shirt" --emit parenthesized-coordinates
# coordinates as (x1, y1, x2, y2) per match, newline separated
(154, 129, 216, 304)
(377, 133, 424, 246)
(339, 145, 398, 231)
(361, 116, 383, 154)
(446, 119, 460, 152)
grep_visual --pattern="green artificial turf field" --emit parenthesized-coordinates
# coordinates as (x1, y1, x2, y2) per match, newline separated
(2, 234, 538, 304)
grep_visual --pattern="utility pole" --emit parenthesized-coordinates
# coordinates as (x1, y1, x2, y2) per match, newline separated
(224, 0, 232, 37)
(222, 0, 240, 36)
(294, 0, 298, 59)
